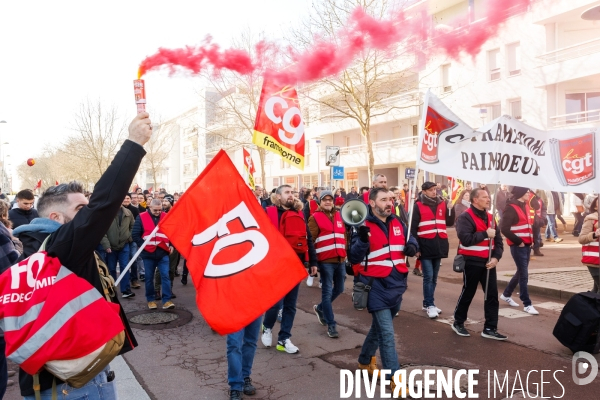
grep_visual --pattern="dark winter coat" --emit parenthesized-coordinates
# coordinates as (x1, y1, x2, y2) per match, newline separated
(410, 194, 454, 259)
(8, 207, 39, 229)
(455, 205, 503, 268)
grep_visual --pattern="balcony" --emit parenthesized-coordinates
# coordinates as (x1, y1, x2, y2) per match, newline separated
(183, 150, 198, 160)
(550, 109, 600, 128)
(535, 38, 600, 86)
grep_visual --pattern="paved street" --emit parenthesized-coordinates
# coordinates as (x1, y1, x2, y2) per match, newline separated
(5, 224, 600, 399)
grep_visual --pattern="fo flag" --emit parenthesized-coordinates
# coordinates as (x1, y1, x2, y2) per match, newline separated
(243, 148, 256, 189)
(252, 79, 305, 170)
(159, 150, 307, 334)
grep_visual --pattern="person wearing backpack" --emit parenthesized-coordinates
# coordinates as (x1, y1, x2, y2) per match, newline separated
(308, 190, 347, 339)
(262, 184, 318, 354)
(11, 112, 151, 399)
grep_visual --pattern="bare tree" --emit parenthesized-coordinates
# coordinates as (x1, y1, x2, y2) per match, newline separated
(143, 120, 176, 189)
(291, 0, 420, 179)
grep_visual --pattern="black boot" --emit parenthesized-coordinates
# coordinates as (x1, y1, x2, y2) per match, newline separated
(243, 377, 256, 395)
(181, 273, 188, 285)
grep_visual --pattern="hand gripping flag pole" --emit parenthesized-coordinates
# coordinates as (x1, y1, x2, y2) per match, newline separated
(484, 181, 501, 301)
(114, 224, 159, 287)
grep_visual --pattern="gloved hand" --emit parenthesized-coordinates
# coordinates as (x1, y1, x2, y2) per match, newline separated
(404, 243, 417, 257)
(358, 226, 370, 242)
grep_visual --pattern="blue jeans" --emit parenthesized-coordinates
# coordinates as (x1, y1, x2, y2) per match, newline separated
(143, 256, 171, 302)
(129, 242, 140, 281)
(227, 317, 262, 391)
(358, 304, 401, 376)
(503, 245, 532, 306)
(95, 244, 107, 264)
(24, 366, 116, 400)
(0, 337, 7, 400)
(546, 214, 558, 239)
(316, 262, 346, 326)
(106, 243, 130, 293)
(263, 283, 300, 342)
(421, 258, 441, 308)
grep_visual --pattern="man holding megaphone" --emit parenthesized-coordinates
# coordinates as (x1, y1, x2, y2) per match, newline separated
(346, 187, 419, 392)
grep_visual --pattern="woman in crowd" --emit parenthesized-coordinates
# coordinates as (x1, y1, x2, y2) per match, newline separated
(578, 196, 600, 294)
(453, 189, 470, 219)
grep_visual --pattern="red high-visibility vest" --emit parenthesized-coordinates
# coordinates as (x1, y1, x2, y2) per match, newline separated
(352, 218, 407, 278)
(0, 253, 124, 375)
(525, 192, 536, 225)
(506, 203, 533, 246)
(309, 200, 318, 216)
(313, 211, 346, 261)
(416, 201, 448, 239)
(458, 208, 494, 258)
(582, 220, 599, 265)
(363, 191, 369, 204)
(140, 211, 170, 252)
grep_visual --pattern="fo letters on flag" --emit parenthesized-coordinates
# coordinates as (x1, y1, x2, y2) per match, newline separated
(159, 150, 307, 335)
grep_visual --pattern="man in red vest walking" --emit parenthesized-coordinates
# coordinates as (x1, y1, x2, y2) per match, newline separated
(500, 186, 540, 315)
(308, 190, 347, 338)
(132, 199, 174, 310)
(348, 187, 418, 393)
(452, 188, 506, 340)
(411, 182, 454, 319)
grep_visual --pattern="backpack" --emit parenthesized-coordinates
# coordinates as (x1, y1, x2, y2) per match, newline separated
(267, 206, 308, 254)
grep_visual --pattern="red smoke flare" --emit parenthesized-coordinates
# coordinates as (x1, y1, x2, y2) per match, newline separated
(137, 0, 534, 84)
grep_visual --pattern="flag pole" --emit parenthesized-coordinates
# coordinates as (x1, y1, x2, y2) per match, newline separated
(114, 224, 160, 286)
(484, 181, 501, 301)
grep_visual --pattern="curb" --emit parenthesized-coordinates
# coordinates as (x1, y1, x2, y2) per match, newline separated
(496, 267, 591, 301)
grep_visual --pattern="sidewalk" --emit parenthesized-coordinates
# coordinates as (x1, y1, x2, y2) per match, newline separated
(496, 266, 593, 300)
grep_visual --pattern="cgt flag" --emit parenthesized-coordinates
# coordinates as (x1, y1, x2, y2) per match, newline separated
(159, 150, 307, 334)
(243, 147, 256, 189)
(252, 79, 305, 170)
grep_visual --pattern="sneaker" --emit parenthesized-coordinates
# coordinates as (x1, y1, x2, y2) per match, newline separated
(122, 290, 135, 299)
(277, 308, 283, 323)
(481, 328, 508, 341)
(425, 306, 438, 319)
(243, 377, 256, 396)
(162, 301, 175, 309)
(500, 294, 519, 307)
(148, 301, 157, 310)
(307, 276, 314, 286)
(130, 280, 141, 289)
(277, 339, 299, 354)
(422, 306, 442, 314)
(554, 237, 563, 243)
(181, 274, 188, 285)
(327, 325, 339, 338)
(229, 389, 242, 400)
(533, 249, 544, 256)
(139, 274, 145, 281)
(7, 370, 15, 377)
(413, 268, 423, 277)
(545, 237, 554, 242)
(452, 323, 470, 337)
(313, 305, 326, 326)
(261, 326, 272, 347)
(524, 305, 539, 315)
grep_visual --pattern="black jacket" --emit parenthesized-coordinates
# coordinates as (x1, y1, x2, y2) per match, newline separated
(9, 207, 39, 229)
(125, 203, 140, 220)
(501, 198, 538, 246)
(410, 194, 455, 259)
(455, 205, 503, 267)
(17, 139, 144, 396)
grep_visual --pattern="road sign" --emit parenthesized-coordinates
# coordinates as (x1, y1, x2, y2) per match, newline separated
(326, 146, 340, 166)
(332, 166, 344, 180)
(405, 168, 415, 180)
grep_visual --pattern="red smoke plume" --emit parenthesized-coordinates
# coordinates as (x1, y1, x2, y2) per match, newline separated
(137, 0, 534, 83)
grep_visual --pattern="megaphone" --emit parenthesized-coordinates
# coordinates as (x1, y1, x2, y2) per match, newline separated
(340, 199, 368, 226)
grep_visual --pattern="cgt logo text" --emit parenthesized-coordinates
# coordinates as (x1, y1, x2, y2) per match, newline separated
(339, 359, 599, 399)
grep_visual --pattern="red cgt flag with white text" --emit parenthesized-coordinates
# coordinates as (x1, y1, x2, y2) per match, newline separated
(159, 150, 307, 334)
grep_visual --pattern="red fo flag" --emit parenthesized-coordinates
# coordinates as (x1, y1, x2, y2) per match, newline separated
(159, 150, 307, 334)
(34, 180, 42, 190)
(252, 79, 305, 169)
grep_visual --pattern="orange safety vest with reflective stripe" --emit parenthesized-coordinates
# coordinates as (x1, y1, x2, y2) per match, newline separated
(0, 253, 124, 375)
(352, 219, 407, 278)
(416, 201, 448, 239)
(458, 208, 494, 258)
(506, 203, 533, 246)
(312, 211, 347, 261)
(582, 220, 599, 265)
(140, 211, 170, 252)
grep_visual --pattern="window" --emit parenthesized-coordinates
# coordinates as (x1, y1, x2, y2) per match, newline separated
(566, 92, 600, 123)
(412, 125, 418, 136)
(488, 49, 501, 81)
(344, 136, 351, 147)
(509, 99, 522, 119)
(506, 42, 521, 76)
(490, 103, 501, 119)
(441, 64, 451, 92)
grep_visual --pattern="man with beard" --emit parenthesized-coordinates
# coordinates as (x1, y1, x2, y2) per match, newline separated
(411, 182, 455, 319)
(262, 185, 318, 354)
(348, 187, 418, 393)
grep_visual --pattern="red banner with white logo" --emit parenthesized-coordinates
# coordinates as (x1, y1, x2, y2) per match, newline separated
(159, 150, 307, 334)
(243, 147, 256, 189)
(417, 91, 598, 193)
(252, 79, 305, 170)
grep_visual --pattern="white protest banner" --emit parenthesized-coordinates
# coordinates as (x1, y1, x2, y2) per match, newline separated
(417, 91, 599, 193)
